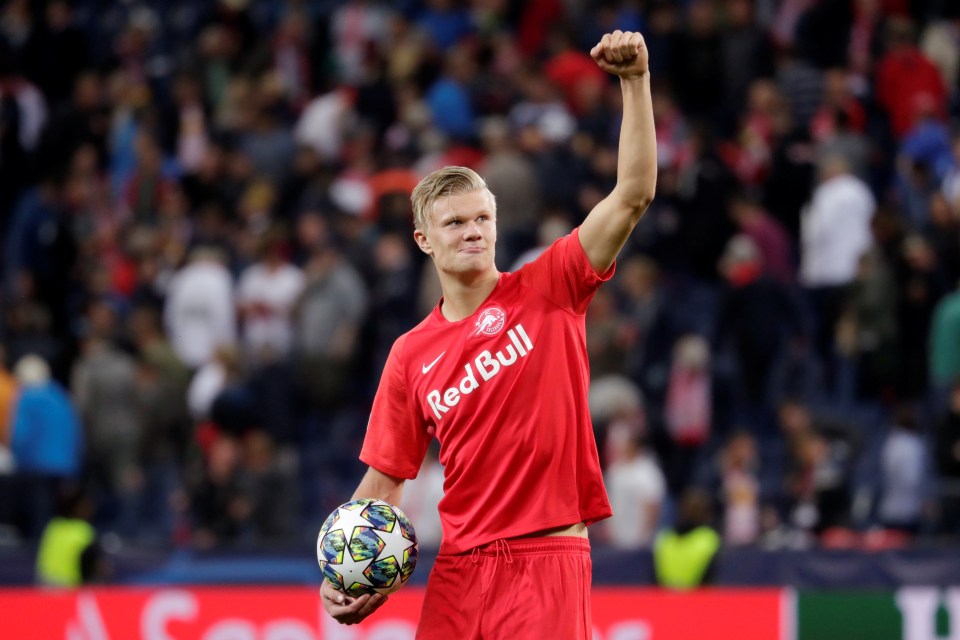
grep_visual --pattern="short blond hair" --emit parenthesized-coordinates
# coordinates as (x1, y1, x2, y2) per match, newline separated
(410, 166, 494, 230)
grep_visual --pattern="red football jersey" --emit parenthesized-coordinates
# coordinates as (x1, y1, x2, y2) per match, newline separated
(360, 228, 614, 554)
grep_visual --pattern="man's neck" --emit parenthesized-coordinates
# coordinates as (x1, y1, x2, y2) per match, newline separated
(438, 271, 500, 321)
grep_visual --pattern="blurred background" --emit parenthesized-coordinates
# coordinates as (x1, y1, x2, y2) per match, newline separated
(1, 0, 960, 608)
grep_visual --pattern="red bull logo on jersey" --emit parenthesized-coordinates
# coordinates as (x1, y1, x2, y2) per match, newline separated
(426, 323, 534, 420)
(473, 307, 506, 336)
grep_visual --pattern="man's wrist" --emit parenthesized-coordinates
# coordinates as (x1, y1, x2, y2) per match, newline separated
(620, 71, 650, 83)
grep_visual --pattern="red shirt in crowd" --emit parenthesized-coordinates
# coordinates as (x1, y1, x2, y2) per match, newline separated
(875, 47, 947, 139)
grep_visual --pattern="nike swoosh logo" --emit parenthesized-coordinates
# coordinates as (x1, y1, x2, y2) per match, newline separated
(422, 352, 446, 374)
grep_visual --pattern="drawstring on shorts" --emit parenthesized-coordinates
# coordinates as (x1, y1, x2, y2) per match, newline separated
(472, 538, 514, 595)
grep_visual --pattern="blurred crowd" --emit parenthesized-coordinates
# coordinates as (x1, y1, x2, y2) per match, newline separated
(3, 0, 960, 563)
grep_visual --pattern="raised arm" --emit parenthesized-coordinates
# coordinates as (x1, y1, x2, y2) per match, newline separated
(321, 466, 406, 625)
(578, 31, 657, 273)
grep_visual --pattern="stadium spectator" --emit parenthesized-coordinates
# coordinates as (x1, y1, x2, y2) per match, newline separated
(919, 7, 960, 104)
(895, 96, 953, 230)
(0, 344, 16, 447)
(930, 279, 960, 401)
(720, 78, 782, 186)
(543, 26, 607, 118)
(787, 428, 854, 539)
(586, 287, 631, 378)
(170, 72, 212, 176)
(35, 483, 108, 587)
(0, 48, 47, 222)
(845, 0, 888, 80)
(773, 45, 823, 134)
(329, 0, 395, 87)
(164, 246, 237, 370)
(727, 189, 795, 285)
(238, 77, 297, 187)
(809, 68, 867, 144)
(777, 399, 860, 539)
(603, 431, 666, 550)
(129, 306, 192, 543)
(416, 0, 474, 53)
(293, 86, 355, 163)
(130, 306, 192, 460)
(187, 344, 242, 427)
(896, 232, 945, 401)
(715, 233, 806, 429)
(927, 192, 960, 288)
(9, 354, 83, 538)
(717, 430, 761, 546)
(934, 380, 960, 535)
(235, 226, 305, 365)
(615, 253, 668, 386)
(877, 405, 929, 536)
(71, 302, 142, 537)
(836, 244, 899, 401)
(875, 16, 947, 140)
(811, 77, 871, 185)
(800, 154, 876, 379)
(671, 0, 724, 125)
(3, 181, 79, 351)
(761, 93, 816, 247)
(237, 430, 299, 543)
(32, 0, 90, 109)
(663, 334, 712, 492)
(188, 433, 253, 548)
(653, 487, 721, 589)
(424, 43, 478, 143)
(800, 155, 876, 290)
(124, 131, 176, 224)
(367, 231, 422, 376)
(292, 232, 369, 411)
(675, 125, 738, 279)
(719, 0, 776, 123)
(206, 349, 260, 438)
(479, 116, 543, 270)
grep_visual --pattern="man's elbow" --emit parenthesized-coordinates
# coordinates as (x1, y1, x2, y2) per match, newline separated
(616, 176, 656, 207)
(624, 188, 656, 223)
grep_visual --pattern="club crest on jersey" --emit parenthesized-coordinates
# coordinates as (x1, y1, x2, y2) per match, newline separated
(473, 307, 506, 337)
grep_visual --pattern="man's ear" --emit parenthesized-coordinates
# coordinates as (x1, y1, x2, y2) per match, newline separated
(414, 229, 432, 255)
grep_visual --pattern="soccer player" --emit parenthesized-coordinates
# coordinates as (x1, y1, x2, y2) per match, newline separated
(321, 30, 656, 638)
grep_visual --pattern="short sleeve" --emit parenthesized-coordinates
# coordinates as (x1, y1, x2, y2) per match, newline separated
(360, 336, 432, 479)
(515, 227, 615, 315)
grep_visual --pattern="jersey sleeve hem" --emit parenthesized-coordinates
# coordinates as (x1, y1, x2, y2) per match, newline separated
(358, 453, 421, 481)
(572, 226, 616, 283)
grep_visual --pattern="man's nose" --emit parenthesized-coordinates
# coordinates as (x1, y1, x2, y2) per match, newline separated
(462, 221, 483, 237)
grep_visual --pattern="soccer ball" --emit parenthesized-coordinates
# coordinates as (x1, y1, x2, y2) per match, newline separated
(316, 498, 419, 597)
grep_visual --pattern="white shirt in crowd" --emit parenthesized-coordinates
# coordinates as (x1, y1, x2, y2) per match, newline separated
(236, 262, 305, 360)
(294, 89, 353, 162)
(878, 427, 927, 527)
(604, 451, 666, 549)
(799, 172, 876, 288)
(164, 258, 237, 368)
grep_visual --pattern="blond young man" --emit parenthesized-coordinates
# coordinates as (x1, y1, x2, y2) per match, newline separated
(322, 30, 657, 639)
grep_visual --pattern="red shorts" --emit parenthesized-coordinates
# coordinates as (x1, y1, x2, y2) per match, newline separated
(416, 536, 593, 640)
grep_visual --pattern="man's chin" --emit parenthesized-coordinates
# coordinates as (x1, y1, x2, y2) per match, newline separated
(445, 258, 496, 276)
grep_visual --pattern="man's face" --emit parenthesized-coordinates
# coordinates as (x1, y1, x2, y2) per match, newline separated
(415, 189, 497, 277)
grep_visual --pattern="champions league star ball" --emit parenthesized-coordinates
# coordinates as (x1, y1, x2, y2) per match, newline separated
(317, 498, 419, 597)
